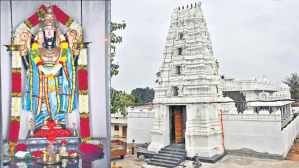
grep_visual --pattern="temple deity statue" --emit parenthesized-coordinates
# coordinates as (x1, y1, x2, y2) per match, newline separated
(20, 6, 80, 129)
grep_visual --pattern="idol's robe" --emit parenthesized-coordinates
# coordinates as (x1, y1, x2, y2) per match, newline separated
(22, 47, 77, 127)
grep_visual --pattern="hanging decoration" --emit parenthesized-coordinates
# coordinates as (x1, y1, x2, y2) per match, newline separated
(78, 49, 91, 143)
(7, 51, 22, 156)
(77, 0, 92, 143)
(220, 109, 225, 149)
(5, 0, 22, 156)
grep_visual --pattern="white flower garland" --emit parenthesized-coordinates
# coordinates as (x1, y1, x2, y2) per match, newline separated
(12, 51, 22, 68)
(11, 51, 22, 119)
(78, 49, 89, 115)
(70, 21, 82, 34)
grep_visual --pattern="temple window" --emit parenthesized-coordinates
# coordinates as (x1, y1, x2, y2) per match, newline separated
(175, 66, 181, 75)
(178, 48, 182, 55)
(114, 125, 119, 131)
(172, 87, 179, 96)
(179, 33, 184, 40)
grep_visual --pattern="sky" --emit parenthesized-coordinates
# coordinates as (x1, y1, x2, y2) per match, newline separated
(111, 0, 299, 94)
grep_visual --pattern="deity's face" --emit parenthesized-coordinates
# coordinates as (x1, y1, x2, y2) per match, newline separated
(43, 29, 56, 47)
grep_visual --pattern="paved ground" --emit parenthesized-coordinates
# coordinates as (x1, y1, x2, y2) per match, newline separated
(286, 138, 299, 161)
(111, 148, 299, 168)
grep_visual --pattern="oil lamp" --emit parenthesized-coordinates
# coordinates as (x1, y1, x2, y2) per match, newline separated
(3, 0, 20, 51)
(75, 0, 91, 49)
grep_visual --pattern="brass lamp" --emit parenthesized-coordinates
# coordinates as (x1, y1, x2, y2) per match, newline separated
(4, 32, 20, 51)
(3, 0, 20, 51)
(75, 0, 91, 49)
(75, 29, 91, 49)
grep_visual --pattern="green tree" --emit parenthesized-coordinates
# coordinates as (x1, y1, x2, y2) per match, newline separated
(111, 88, 135, 116)
(131, 87, 155, 105)
(111, 21, 126, 77)
(134, 95, 144, 106)
(283, 73, 299, 100)
(111, 21, 134, 116)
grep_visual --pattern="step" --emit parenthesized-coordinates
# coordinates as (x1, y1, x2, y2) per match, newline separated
(150, 158, 178, 165)
(154, 155, 181, 161)
(159, 150, 186, 156)
(148, 161, 176, 168)
(162, 148, 186, 153)
(157, 153, 184, 158)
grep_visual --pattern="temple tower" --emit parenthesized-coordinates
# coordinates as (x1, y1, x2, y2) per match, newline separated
(148, 2, 226, 159)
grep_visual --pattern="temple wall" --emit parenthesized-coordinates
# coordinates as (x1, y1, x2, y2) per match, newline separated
(281, 116, 299, 157)
(222, 113, 299, 157)
(127, 112, 154, 144)
(1, 1, 107, 140)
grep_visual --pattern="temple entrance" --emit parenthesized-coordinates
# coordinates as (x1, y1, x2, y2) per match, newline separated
(169, 106, 186, 144)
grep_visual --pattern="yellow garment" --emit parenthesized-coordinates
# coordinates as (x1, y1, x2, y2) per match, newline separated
(32, 43, 39, 50)
(62, 42, 68, 49)
(112, 165, 118, 168)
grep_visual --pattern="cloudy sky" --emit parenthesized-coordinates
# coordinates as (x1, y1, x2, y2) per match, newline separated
(111, 0, 299, 94)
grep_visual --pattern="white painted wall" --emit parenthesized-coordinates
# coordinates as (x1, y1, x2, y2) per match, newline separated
(1, 1, 107, 140)
(281, 116, 299, 157)
(222, 113, 299, 157)
(127, 112, 154, 144)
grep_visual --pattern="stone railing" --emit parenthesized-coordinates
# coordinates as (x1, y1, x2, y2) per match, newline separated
(220, 113, 281, 121)
(127, 112, 155, 118)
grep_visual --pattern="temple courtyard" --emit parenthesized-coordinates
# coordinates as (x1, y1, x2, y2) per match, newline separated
(112, 153, 299, 168)
(111, 142, 299, 168)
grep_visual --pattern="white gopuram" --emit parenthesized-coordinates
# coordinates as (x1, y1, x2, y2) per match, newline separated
(148, 2, 226, 159)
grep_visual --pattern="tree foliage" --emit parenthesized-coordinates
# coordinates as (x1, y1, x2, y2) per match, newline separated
(283, 73, 299, 100)
(131, 87, 155, 105)
(111, 88, 135, 116)
(110, 21, 131, 116)
(111, 21, 126, 78)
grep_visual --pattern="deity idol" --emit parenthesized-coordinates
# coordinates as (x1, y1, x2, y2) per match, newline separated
(20, 6, 80, 129)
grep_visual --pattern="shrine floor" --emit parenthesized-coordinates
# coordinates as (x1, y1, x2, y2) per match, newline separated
(112, 148, 299, 168)
(3, 138, 109, 168)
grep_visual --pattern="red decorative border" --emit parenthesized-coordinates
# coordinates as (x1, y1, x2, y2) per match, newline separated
(24, 5, 74, 29)
(220, 110, 225, 149)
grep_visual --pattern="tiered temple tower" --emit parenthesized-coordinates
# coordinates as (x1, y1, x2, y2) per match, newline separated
(148, 2, 226, 160)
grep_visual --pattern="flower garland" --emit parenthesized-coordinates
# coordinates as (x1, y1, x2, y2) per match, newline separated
(78, 49, 91, 143)
(7, 51, 22, 156)
(220, 110, 225, 150)
(31, 39, 68, 76)
(86, 140, 104, 150)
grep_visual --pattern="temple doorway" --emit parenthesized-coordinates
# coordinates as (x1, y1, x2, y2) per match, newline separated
(169, 106, 186, 144)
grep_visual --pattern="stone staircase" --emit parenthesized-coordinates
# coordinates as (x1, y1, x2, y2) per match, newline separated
(148, 145, 186, 168)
